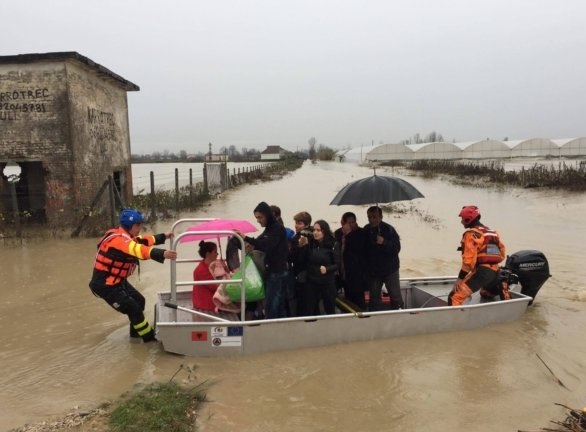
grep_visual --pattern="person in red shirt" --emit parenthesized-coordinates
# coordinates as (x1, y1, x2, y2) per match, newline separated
(192, 241, 221, 311)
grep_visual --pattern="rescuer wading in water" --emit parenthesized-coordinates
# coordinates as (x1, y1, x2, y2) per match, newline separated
(89, 209, 177, 342)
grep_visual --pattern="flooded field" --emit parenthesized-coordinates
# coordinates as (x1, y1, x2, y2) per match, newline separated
(131, 161, 270, 194)
(1, 160, 585, 431)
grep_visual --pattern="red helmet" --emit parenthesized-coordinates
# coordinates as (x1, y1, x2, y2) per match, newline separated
(459, 205, 480, 225)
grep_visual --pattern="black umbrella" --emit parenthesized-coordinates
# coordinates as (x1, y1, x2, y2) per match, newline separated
(330, 172, 424, 206)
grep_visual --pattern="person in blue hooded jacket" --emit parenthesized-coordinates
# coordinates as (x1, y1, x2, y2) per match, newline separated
(240, 201, 289, 319)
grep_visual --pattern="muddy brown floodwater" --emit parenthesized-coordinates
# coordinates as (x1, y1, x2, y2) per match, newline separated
(1, 160, 586, 431)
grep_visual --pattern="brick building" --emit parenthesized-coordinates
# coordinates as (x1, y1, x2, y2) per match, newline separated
(0, 52, 139, 224)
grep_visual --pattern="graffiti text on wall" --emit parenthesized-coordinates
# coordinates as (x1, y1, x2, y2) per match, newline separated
(0, 88, 51, 121)
(87, 107, 116, 141)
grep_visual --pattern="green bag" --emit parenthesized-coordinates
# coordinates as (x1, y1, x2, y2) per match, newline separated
(225, 254, 265, 302)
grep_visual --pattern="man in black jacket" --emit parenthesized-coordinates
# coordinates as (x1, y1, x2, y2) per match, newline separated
(242, 201, 289, 318)
(289, 211, 313, 316)
(334, 212, 367, 310)
(364, 206, 404, 311)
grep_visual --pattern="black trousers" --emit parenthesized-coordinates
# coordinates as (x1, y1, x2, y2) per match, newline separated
(90, 280, 148, 336)
(342, 270, 366, 310)
(306, 281, 337, 315)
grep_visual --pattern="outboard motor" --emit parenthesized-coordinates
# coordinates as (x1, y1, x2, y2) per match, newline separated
(504, 250, 551, 304)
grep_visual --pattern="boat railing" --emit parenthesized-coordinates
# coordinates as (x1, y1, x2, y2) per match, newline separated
(163, 301, 232, 323)
(168, 218, 250, 322)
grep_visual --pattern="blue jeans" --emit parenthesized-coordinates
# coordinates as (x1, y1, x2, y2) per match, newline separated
(264, 271, 289, 319)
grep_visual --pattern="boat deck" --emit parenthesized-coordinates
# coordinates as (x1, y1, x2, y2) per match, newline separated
(156, 277, 454, 324)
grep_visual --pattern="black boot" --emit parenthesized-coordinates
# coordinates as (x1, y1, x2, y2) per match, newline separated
(130, 324, 140, 338)
(142, 329, 157, 343)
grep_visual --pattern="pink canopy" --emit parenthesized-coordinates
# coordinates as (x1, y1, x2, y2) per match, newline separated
(179, 219, 257, 243)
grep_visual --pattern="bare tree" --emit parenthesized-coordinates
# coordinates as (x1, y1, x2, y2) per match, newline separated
(308, 137, 317, 160)
(317, 144, 335, 161)
(400, 131, 446, 145)
(228, 145, 238, 158)
(425, 131, 437, 143)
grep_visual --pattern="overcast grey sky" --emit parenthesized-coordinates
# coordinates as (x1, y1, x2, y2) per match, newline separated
(3, 0, 585, 154)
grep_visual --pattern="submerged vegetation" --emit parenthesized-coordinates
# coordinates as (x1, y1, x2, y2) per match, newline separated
(10, 382, 206, 432)
(109, 381, 207, 432)
(380, 202, 443, 230)
(519, 402, 586, 431)
(382, 159, 586, 191)
(10, 365, 207, 432)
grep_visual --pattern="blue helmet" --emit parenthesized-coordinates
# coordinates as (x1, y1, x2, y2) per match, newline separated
(119, 209, 145, 229)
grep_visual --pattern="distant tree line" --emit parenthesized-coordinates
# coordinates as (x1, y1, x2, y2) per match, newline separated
(131, 139, 340, 164)
(307, 136, 336, 161)
(131, 145, 311, 164)
(131, 146, 264, 163)
(399, 131, 445, 145)
(399, 132, 513, 145)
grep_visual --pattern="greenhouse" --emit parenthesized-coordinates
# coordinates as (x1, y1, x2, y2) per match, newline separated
(554, 138, 586, 157)
(341, 145, 377, 163)
(404, 142, 462, 159)
(508, 138, 559, 158)
(367, 144, 414, 161)
(460, 139, 512, 159)
(356, 137, 586, 162)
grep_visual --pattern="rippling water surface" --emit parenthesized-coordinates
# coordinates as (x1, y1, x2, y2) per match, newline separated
(1, 160, 585, 431)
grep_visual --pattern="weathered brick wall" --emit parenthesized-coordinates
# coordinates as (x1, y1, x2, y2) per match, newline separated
(0, 56, 136, 225)
(66, 60, 133, 212)
(0, 61, 73, 223)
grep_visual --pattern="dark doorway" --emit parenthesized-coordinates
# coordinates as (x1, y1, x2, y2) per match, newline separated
(0, 161, 46, 223)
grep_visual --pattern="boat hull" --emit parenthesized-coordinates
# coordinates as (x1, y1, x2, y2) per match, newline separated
(155, 277, 531, 357)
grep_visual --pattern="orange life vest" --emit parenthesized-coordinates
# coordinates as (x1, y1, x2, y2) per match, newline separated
(463, 225, 504, 265)
(94, 228, 138, 285)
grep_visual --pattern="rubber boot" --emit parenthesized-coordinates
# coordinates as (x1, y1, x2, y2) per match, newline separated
(130, 323, 140, 338)
(132, 316, 156, 342)
(142, 328, 157, 343)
